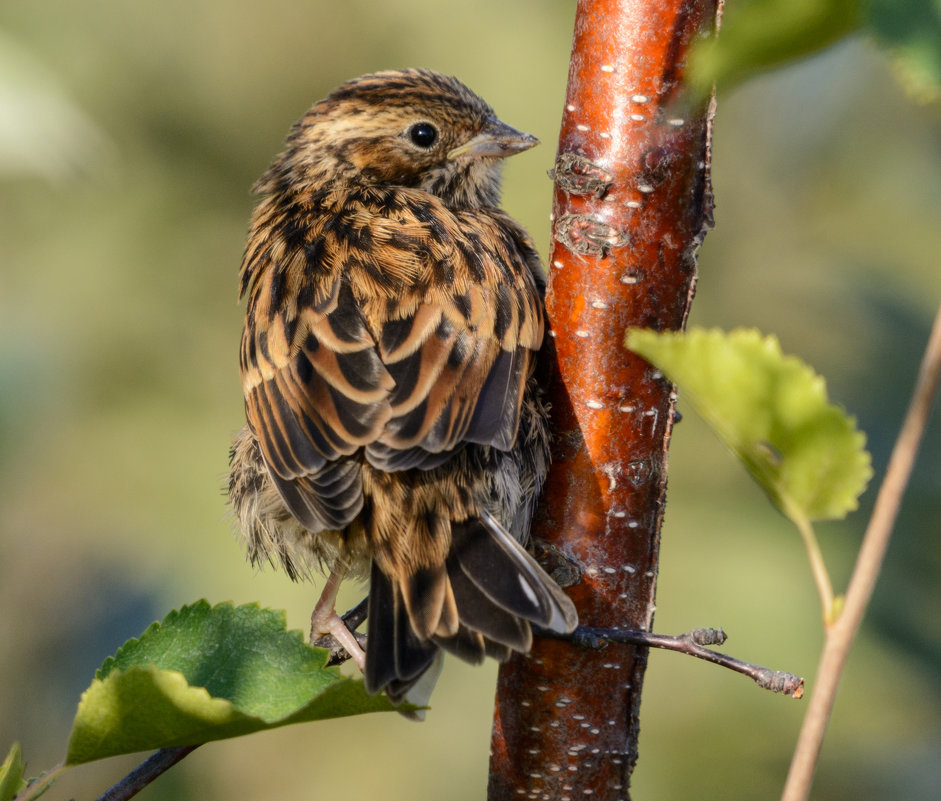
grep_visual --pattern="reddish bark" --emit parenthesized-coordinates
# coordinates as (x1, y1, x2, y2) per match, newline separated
(488, 1, 716, 799)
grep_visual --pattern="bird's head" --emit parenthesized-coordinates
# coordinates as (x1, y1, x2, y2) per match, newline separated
(258, 69, 538, 209)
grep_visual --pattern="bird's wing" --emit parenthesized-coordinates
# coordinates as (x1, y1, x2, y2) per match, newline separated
(238, 186, 544, 529)
(359, 190, 545, 470)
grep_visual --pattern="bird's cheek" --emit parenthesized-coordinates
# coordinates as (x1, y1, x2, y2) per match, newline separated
(351, 146, 422, 185)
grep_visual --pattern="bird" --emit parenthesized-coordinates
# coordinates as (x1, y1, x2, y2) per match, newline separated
(227, 68, 577, 708)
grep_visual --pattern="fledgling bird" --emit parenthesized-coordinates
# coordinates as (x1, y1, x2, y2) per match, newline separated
(228, 68, 577, 706)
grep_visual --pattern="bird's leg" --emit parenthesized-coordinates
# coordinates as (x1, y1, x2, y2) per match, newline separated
(310, 563, 366, 671)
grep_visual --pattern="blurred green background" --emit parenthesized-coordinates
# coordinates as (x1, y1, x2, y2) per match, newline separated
(1, 1, 939, 799)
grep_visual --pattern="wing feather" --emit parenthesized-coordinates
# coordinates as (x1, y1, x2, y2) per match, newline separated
(240, 185, 545, 531)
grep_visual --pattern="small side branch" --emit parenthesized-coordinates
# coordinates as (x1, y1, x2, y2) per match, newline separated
(96, 746, 199, 801)
(543, 625, 804, 698)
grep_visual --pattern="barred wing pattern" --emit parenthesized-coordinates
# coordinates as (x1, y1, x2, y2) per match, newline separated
(238, 184, 544, 536)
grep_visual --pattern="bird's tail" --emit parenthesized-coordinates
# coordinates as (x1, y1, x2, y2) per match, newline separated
(364, 511, 577, 709)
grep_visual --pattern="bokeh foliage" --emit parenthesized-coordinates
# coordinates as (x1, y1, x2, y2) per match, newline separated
(1, 1, 939, 800)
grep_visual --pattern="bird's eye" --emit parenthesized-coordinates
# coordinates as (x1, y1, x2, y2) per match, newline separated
(408, 122, 438, 149)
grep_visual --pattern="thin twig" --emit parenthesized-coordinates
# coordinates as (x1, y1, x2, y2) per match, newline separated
(95, 746, 199, 801)
(781, 300, 941, 801)
(542, 625, 804, 697)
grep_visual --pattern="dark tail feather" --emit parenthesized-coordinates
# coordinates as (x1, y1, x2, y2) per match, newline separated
(365, 561, 437, 699)
(444, 550, 532, 651)
(451, 512, 578, 635)
(433, 623, 487, 664)
(364, 512, 577, 709)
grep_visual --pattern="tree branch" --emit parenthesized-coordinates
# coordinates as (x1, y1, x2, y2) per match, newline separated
(488, 1, 718, 798)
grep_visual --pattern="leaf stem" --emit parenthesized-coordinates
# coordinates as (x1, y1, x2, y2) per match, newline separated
(781, 299, 941, 801)
(792, 510, 836, 622)
(12, 763, 66, 801)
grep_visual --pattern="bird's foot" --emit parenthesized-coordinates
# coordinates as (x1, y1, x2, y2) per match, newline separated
(309, 567, 366, 670)
(310, 607, 367, 670)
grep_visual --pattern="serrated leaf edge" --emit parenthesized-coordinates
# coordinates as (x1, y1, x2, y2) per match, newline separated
(627, 326, 872, 521)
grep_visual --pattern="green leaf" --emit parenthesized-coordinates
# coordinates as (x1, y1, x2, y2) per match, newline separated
(689, 0, 862, 94)
(66, 601, 400, 765)
(626, 328, 872, 523)
(0, 746, 58, 801)
(864, 0, 941, 104)
(0, 744, 26, 801)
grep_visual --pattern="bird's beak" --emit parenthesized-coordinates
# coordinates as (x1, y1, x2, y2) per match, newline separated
(447, 118, 539, 161)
